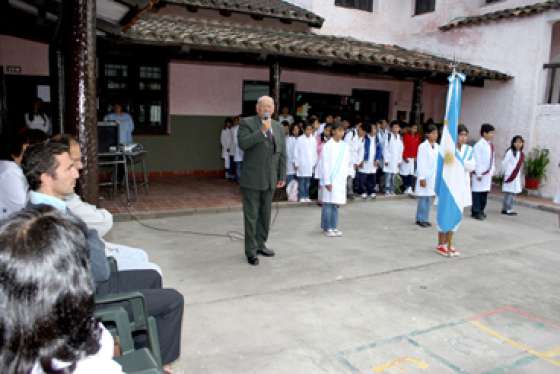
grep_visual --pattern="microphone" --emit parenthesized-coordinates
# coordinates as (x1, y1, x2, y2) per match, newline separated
(263, 112, 271, 121)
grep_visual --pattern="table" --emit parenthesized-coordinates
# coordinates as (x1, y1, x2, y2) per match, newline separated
(98, 150, 149, 202)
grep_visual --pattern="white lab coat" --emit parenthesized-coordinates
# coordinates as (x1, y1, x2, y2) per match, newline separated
(457, 144, 476, 207)
(220, 128, 232, 168)
(357, 135, 378, 174)
(294, 135, 318, 177)
(502, 149, 523, 194)
(383, 133, 404, 174)
(344, 129, 361, 177)
(25, 113, 51, 135)
(286, 136, 298, 176)
(415, 140, 439, 197)
(320, 139, 350, 205)
(231, 125, 244, 162)
(278, 114, 294, 124)
(471, 138, 494, 192)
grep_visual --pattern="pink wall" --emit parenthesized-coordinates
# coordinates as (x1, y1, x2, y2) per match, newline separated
(0, 35, 49, 76)
(169, 61, 446, 121)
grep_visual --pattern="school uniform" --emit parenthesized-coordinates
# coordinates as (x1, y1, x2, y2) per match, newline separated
(383, 133, 404, 193)
(25, 113, 52, 136)
(457, 144, 476, 208)
(501, 149, 524, 213)
(356, 134, 382, 196)
(286, 136, 298, 186)
(231, 125, 245, 182)
(220, 128, 233, 176)
(320, 138, 350, 232)
(344, 128, 360, 197)
(294, 134, 318, 200)
(471, 138, 495, 218)
(415, 140, 439, 223)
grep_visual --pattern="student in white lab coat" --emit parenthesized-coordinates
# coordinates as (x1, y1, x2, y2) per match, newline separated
(320, 123, 350, 237)
(356, 123, 382, 199)
(383, 121, 404, 195)
(220, 118, 234, 179)
(231, 117, 244, 183)
(344, 120, 361, 199)
(471, 124, 496, 220)
(436, 124, 476, 257)
(501, 135, 525, 216)
(294, 122, 318, 202)
(286, 123, 301, 187)
(25, 98, 51, 136)
(415, 124, 439, 228)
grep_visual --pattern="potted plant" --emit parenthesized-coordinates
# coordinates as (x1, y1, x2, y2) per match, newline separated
(524, 147, 550, 190)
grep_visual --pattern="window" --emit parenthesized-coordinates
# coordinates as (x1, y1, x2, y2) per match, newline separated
(99, 58, 168, 135)
(414, 0, 435, 15)
(242, 81, 294, 117)
(335, 0, 373, 12)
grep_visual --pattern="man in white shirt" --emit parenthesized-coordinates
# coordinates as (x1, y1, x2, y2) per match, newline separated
(0, 134, 29, 218)
(471, 124, 496, 220)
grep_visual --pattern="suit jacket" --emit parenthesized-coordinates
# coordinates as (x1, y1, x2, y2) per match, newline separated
(238, 115, 286, 191)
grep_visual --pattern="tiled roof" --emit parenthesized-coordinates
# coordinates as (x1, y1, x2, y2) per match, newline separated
(162, 0, 324, 27)
(440, 0, 560, 31)
(122, 15, 511, 80)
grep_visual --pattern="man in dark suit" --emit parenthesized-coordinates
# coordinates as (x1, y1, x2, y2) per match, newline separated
(238, 96, 287, 266)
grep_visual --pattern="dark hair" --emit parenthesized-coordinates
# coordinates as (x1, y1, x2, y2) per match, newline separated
(390, 120, 400, 128)
(21, 141, 69, 191)
(480, 123, 495, 136)
(26, 129, 49, 145)
(0, 133, 28, 161)
(281, 120, 290, 127)
(331, 123, 343, 132)
(308, 115, 319, 124)
(224, 117, 233, 127)
(27, 97, 47, 123)
(458, 124, 469, 134)
(303, 122, 314, 130)
(0, 205, 101, 373)
(361, 122, 372, 134)
(425, 124, 438, 135)
(289, 123, 301, 137)
(509, 135, 524, 157)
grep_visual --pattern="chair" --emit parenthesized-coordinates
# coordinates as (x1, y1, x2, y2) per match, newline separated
(95, 306, 162, 374)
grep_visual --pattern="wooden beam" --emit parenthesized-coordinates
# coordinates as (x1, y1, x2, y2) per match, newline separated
(269, 60, 281, 119)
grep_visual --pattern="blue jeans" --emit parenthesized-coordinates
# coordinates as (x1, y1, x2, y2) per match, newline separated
(416, 196, 433, 223)
(298, 177, 311, 199)
(321, 203, 339, 230)
(385, 173, 396, 193)
(235, 161, 242, 182)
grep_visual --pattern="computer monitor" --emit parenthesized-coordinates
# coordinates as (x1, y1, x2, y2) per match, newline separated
(97, 121, 119, 153)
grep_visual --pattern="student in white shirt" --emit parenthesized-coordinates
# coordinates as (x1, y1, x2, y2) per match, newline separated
(277, 106, 295, 125)
(0, 133, 29, 218)
(501, 135, 525, 216)
(220, 118, 234, 179)
(437, 124, 476, 257)
(286, 123, 301, 186)
(231, 116, 244, 183)
(0, 207, 123, 374)
(320, 123, 350, 237)
(383, 121, 404, 195)
(356, 123, 382, 199)
(25, 97, 52, 136)
(343, 119, 360, 200)
(415, 124, 439, 228)
(294, 122, 318, 202)
(471, 124, 496, 220)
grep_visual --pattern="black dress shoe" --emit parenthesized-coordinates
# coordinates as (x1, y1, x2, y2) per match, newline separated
(257, 247, 275, 257)
(472, 214, 483, 220)
(416, 221, 429, 228)
(482, 212, 487, 218)
(425, 222, 432, 227)
(247, 256, 259, 266)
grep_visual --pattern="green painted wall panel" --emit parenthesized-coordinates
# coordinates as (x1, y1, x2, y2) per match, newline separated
(134, 115, 226, 172)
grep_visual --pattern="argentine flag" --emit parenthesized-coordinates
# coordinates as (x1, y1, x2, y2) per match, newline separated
(435, 71, 469, 232)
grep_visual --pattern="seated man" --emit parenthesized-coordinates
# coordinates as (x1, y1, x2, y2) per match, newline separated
(51, 134, 161, 275)
(0, 206, 123, 373)
(0, 133, 29, 219)
(21, 141, 183, 372)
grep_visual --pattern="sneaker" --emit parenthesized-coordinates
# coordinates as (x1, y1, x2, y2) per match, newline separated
(448, 247, 461, 257)
(435, 245, 451, 257)
(369, 193, 377, 199)
(333, 229, 343, 237)
(501, 210, 518, 216)
(405, 187, 413, 195)
(325, 229, 337, 237)
(299, 198, 306, 203)
(361, 193, 367, 199)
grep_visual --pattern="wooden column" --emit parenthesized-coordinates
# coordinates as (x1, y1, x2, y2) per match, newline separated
(269, 60, 281, 119)
(410, 78, 424, 126)
(62, 0, 98, 203)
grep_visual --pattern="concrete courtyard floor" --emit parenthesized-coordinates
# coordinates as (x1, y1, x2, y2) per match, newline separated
(106, 198, 560, 374)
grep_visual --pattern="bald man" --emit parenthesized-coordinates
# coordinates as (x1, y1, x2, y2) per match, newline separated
(238, 96, 287, 266)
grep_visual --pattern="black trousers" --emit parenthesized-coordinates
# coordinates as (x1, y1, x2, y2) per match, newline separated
(357, 172, 376, 195)
(401, 175, 414, 190)
(471, 191, 488, 217)
(96, 270, 184, 365)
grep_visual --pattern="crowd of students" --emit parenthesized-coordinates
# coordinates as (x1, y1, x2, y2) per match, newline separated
(223, 111, 533, 248)
(0, 131, 183, 373)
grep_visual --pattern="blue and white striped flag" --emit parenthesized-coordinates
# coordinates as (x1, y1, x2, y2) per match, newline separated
(435, 71, 469, 232)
